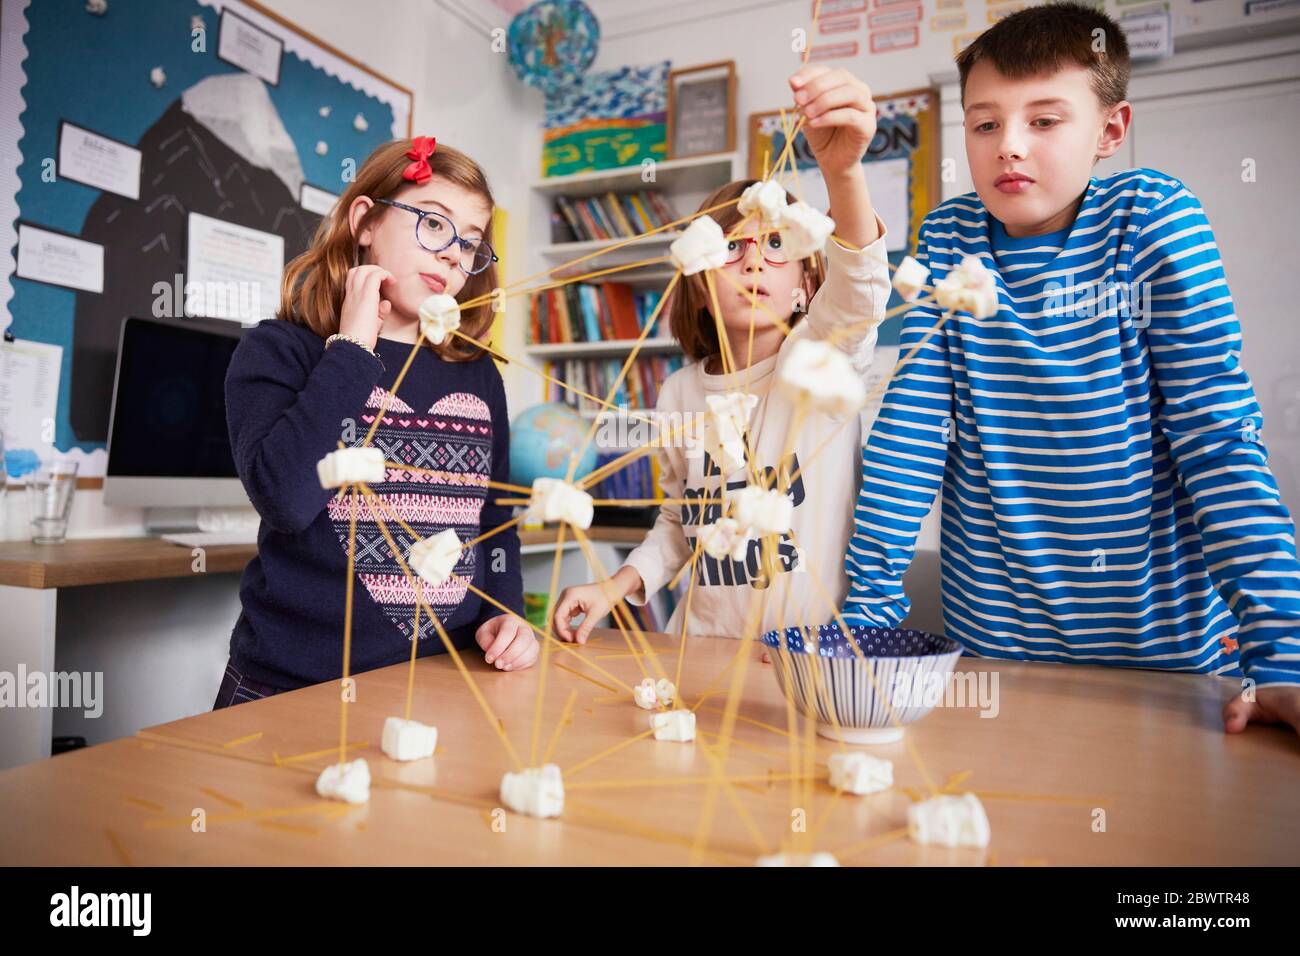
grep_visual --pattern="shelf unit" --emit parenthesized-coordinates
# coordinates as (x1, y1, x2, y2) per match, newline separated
(537, 231, 682, 258)
(524, 338, 679, 359)
(522, 151, 738, 412)
(514, 152, 740, 625)
(528, 152, 741, 198)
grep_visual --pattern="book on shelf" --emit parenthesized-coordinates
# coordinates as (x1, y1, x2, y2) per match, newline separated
(541, 353, 685, 413)
(580, 452, 688, 633)
(552, 189, 681, 244)
(589, 451, 657, 504)
(528, 281, 673, 346)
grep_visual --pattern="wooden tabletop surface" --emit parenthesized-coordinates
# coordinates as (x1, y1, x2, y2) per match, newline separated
(0, 526, 647, 588)
(1, 627, 1296, 866)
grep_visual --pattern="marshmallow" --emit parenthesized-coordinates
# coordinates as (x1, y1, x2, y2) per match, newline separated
(777, 338, 867, 417)
(698, 518, 752, 562)
(317, 446, 386, 489)
(827, 752, 893, 795)
(702, 392, 757, 474)
(418, 293, 462, 345)
(654, 678, 676, 708)
(527, 477, 594, 530)
(892, 255, 930, 301)
(934, 255, 999, 319)
(315, 758, 371, 804)
(756, 852, 841, 867)
(670, 215, 729, 276)
(500, 764, 564, 818)
(409, 528, 462, 587)
(908, 792, 991, 848)
(779, 202, 835, 260)
(633, 678, 658, 710)
(737, 179, 788, 227)
(731, 484, 793, 537)
(649, 709, 696, 742)
(381, 716, 438, 762)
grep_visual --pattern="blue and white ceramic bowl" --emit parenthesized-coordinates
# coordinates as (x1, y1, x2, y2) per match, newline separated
(759, 623, 963, 744)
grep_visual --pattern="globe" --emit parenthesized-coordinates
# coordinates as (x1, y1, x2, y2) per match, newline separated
(509, 402, 598, 486)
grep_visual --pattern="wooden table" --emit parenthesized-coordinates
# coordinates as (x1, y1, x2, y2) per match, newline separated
(0, 527, 646, 769)
(1, 627, 1296, 866)
(0, 528, 645, 589)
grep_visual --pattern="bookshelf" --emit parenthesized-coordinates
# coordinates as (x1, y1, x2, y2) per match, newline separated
(524, 338, 678, 358)
(515, 151, 739, 624)
(529, 152, 740, 198)
(526, 152, 738, 351)
(537, 231, 682, 259)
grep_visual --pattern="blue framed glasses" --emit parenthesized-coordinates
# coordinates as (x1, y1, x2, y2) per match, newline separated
(375, 198, 498, 275)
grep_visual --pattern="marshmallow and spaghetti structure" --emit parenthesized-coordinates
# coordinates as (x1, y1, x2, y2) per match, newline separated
(197, 1, 1048, 863)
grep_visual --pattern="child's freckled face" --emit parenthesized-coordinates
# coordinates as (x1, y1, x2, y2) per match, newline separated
(357, 175, 490, 319)
(963, 61, 1121, 237)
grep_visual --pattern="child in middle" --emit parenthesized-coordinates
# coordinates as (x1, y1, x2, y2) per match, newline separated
(552, 65, 891, 643)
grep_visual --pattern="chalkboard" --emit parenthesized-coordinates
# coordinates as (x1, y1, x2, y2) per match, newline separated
(667, 61, 736, 159)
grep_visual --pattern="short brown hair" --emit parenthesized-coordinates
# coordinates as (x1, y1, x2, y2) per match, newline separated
(956, 2, 1130, 109)
(279, 139, 499, 362)
(668, 180, 826, 362)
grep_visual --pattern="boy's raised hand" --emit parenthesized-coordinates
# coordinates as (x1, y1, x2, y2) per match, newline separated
(1223, 685, 1300, 739)
(476, 613, 538, 671)
(789, 66, 877, 178)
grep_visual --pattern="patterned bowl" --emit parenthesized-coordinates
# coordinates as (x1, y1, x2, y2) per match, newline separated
(759, 623, 963, 744)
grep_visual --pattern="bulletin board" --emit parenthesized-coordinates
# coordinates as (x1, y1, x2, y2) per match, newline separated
(0, 0, 413, 485)
(747, 87, 939, 346)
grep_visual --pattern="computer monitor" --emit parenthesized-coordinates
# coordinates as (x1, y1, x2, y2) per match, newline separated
(103, 317, 252, 528)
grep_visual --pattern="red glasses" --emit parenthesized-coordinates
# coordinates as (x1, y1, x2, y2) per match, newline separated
(724, 234, 790, 266)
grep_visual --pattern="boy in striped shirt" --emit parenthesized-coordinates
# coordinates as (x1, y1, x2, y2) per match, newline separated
(843, 3, 1300, 736)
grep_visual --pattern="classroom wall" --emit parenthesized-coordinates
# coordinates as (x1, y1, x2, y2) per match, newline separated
(1, 0, 542, 543)
(591, 0, 1300, 107)
(587, 0, 1300, 630)
(2, 0, 544, 746)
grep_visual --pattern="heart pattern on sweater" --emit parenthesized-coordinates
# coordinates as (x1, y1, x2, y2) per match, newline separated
(328, 386, 493, 643)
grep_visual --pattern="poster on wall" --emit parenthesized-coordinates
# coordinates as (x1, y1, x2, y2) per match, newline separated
(0, 0, 413, 484)
(184, 213, 285, 323)
(542, 61, 671, 177)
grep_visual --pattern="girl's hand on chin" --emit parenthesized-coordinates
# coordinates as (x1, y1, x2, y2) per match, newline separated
(339, 264, 395, 349)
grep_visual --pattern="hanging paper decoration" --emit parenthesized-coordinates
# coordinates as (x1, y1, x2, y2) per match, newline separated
(507, 0, 600, 94)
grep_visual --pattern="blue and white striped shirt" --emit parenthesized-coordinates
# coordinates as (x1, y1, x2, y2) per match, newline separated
(844, 168, 1300, 688)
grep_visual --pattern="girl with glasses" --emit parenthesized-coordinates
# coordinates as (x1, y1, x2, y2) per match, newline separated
(216, 137, 535, 710)
(553, 66, 894, 644)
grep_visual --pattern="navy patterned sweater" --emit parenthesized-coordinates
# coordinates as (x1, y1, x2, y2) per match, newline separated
(223, 318, 524, 690)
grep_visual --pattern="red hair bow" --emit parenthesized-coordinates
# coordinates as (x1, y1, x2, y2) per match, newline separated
(402, 136, 437, 184)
